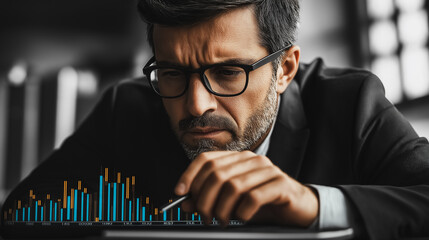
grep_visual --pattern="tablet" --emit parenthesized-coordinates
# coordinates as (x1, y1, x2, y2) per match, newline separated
(104, 226, 354, 240)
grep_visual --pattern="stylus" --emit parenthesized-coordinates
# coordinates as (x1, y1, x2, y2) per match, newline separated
(160, 194, 190, 213)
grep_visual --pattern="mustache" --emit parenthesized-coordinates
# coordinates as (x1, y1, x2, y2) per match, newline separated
(179, 113, 237, 132)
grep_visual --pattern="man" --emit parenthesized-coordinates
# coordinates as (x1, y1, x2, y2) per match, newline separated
(2, 0, 429, 239)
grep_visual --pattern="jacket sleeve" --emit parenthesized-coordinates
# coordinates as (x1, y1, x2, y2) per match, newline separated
(339, 75, 429, 239)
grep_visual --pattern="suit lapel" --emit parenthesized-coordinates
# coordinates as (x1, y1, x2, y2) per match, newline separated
(267, 80, 310, 179)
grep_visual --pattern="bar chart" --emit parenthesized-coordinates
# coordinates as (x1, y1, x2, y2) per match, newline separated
(3, 168, 243, 227)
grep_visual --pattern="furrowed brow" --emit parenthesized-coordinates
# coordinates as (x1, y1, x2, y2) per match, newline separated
(211, 58, 256, 65)
(155, 58, 257, 68)
(155, 60, 186, 68)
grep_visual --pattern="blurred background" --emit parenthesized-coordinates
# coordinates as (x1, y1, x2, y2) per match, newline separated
(0, 0, 428, 205)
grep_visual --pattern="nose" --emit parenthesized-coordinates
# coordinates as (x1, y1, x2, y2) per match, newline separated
(186, 74, 217, 117)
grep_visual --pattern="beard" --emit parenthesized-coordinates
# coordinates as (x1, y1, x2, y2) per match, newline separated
(177, 76, 279, 160)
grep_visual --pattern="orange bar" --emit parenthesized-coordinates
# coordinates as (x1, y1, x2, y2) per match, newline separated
(105, 168, 109, 182)
(146, 197, 149, 205)
(47, 194, 50, 200)
(32, 195, 35, 200)
(126, 178, 130, 199)
(95, 217, 99, 222)
(78, 181, 82, 190)
(84, 188, 87, 194)
(71, 188, 74, 209)
(38, 200, 41, 206)
(17, 201, 21, 209)
(29, 190, 33, 197)
(117, 172, 121, 183)
(132, 176, 135, 185)
(194, 212, 198, 216)
(155, 208, 158, 216)
(63, 181, 67, 208)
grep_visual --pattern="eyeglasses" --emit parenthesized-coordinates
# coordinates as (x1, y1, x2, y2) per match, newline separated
(142, 44, 292, 98)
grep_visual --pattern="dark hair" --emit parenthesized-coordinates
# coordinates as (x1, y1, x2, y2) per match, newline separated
(137, 0, 300, 55)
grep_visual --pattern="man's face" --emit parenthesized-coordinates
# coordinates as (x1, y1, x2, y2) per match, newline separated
(152, 7, 281, 160)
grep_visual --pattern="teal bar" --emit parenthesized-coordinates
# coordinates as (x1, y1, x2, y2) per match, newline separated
(113, 183, 117, 221)
(121, 183, 124, 221)
(28, 207, 30, 221)
(136, 198, 140, 221)
(15, 210, 18, 221)
(67, 196, 71, 220)
(142, 207, 145, 221)
(99, 175, 103, 221)
(86, 194, 89, 221)
(41, 207, 44, 221)
(107, 183, 111, 221)
(81, 192, 84, 221)
(61, 208, 63, 221)
(149, 214, 152, 221)
(178, 208, 180, 221)
(23, 208, 25, 222)
(74, 189, 78, 221)
(129, 201, 132, 221)
(50, 200, 52, 221)
(199, 215, 201, 221)
(35, 202, 38, 222)
(163, 211, 166, 221)
(54, 203, 57, 221)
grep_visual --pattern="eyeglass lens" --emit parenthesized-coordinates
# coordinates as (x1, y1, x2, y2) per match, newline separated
(149, 66, 247, 97)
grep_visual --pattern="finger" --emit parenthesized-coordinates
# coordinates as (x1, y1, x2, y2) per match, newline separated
(248, 180, 318, 227)
(213, 165, 284, 224)
(191, 151, 257, 197)
(195, 154, 272, 219)
(234, 177, 287, 222)
(175, 151, 234, 195)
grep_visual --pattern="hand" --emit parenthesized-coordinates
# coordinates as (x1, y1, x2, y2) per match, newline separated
(174, 151, 319, 226)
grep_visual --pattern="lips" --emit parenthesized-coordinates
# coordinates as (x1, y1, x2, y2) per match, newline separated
(187, 127, 223, 133)
(185, 127, 226, 138)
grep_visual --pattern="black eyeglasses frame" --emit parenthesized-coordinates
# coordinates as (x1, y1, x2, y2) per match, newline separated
(142, 44, 292, 98)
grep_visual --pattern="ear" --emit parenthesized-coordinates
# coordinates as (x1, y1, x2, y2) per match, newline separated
(276, 45, 300, 94)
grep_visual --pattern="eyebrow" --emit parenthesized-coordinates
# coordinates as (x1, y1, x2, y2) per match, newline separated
(156, 58, 257, 68)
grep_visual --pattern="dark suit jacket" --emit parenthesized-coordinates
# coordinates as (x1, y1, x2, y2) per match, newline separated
(2, 58, 429, 239)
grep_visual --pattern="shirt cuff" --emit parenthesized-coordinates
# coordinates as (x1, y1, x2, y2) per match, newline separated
(309, 184, 351, 230)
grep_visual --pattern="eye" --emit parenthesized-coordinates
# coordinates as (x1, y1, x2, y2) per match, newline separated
(160, 70, 183, 77)
(211, 66, 244, 78)
(218, 69, 240, 76)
